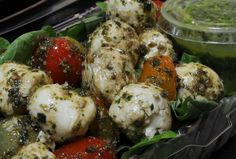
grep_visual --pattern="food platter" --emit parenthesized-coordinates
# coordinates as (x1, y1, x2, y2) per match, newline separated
(0, 0, 236, 159)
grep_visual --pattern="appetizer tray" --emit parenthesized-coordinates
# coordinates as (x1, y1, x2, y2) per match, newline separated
(54, 5, 236, 159)
(1, 1, 236, 159)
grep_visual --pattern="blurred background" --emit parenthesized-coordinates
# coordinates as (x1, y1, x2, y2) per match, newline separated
(0, 0, 99, 41)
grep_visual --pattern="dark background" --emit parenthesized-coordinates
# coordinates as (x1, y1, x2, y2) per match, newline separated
(210, 136, 236, 159)
(0, 0, 97, 41)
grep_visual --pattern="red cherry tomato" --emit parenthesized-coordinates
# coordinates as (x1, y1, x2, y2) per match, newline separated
(33, 37, 85, 86)
(153, 0, 164, 18)
(153, 0, 164, 8)
(54, 136, 117, 159)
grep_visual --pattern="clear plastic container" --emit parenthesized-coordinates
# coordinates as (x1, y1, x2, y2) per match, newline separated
(158, 0, 236, 93)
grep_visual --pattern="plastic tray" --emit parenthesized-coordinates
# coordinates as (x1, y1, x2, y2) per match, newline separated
(54, 5, 236, 159)
(132, 95, 236, 159)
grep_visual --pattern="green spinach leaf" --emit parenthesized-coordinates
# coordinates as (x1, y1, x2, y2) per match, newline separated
(121, 131, 177, 159)
(59, 22, 87, 41)
(181, 52, 201, 63)
(0, 37, 10, 51)
(82, 11, 105, 34)
(41, 25, 56, 37)
(0, 30, 47, 65)
(96, 2, 107, 12)
(170, 96, 218, 121)
(58, 11, 105, 41)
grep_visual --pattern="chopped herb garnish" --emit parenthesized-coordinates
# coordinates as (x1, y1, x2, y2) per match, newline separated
(122, 93, 133, 101)
(150, 104, 154, 111)
(37, 113, 46, 123)
(151, 59, 161, 67)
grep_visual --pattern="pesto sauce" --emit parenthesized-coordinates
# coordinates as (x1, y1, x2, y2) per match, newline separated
(183, 0, 236, 25)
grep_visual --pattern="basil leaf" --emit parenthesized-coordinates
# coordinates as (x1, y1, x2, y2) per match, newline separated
(121, 131, 177, 159)
(41, 25, 56, 37)
(58, 11, 105, 41)
(0, 30, 47, 65)
(170, 96, 218, 121)
(59, 22, 87, 41)
(224, 91, 236, 97)
(96, 2, 107, 12)
(0, 37, 10, 50)
(82, 11, 106, 35)
(0, 37, 10, 55)
(181, 52, 201, 63)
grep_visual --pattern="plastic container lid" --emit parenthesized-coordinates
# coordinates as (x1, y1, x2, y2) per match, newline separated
(158, 0, 236, 44)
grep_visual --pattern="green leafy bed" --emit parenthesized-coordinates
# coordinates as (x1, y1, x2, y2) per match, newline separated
(1, 3, 236, 159)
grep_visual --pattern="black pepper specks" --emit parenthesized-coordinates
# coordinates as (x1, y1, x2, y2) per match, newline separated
(7, 70, 28, 114)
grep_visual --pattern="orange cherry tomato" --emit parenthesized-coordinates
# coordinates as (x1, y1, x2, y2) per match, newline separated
(139, 55, 177, 100)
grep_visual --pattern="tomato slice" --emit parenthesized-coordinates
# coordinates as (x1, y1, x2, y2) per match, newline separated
(54, 136, 117, 159)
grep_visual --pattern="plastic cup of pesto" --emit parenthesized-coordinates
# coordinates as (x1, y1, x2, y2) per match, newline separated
(158, 0, 236, 93)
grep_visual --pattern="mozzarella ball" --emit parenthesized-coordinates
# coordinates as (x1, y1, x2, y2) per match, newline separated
(139, 28, 176, 60)
(82, 47, 137, 103)
(109, 83, 172, 142)
(11, 142, 56, 159)
(28, 84, 96, 142)
(176, 62, 224, 101)
(0, 62, 52, 116)
(89, 19, 139, 65)
(107, 0, 158, 32)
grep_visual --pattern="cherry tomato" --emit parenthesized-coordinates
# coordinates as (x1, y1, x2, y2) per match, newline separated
(54, 136, 117, 159)
(139, 55, 177, 100)
(153, 0, 164, 8)
(153, 0, 164, 18)
(33, 36, 85, 86)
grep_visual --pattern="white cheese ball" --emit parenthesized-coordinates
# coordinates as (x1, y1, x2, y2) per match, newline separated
(89, 19, 139, 65)
(0, 62, 52, 116)
(82, 47, 137, 103)
(139, 28, 176, 60)
(11, 142, 56, 159)
(107, 0, 158, 32)
(176, 62, 224, 101)
(28, 84, 96, 142)
(109, 83, 172, 141)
